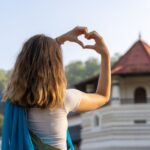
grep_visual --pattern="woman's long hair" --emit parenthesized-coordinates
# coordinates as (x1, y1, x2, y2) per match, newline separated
(3, 34, 67, 110)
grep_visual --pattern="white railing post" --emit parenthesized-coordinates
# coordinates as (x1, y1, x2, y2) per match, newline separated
(111, 79, 121, 105)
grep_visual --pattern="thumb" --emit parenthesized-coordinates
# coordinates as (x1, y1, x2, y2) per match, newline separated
(75, 39, 84, 48)
(83, 45, 95, 49)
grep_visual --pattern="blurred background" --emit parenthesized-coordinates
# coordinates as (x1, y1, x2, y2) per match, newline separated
(0, 0, 150, 149)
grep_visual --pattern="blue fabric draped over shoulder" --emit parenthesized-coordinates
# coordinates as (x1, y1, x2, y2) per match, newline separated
(1, 100, 74, 150)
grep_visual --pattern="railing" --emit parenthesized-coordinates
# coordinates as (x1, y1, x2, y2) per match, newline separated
(110, 98, 150, 104)
(82, 103, 150, 130)
(81, 102, 150, 150)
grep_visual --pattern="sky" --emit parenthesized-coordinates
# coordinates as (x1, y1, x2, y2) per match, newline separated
(0, 0, 150, 70)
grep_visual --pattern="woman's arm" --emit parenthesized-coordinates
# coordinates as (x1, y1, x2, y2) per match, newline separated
(76, 31, 111, 112)
(56, 27, 111, 112)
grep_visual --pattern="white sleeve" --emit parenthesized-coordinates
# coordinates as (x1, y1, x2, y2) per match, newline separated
(64, 88, 83, 113)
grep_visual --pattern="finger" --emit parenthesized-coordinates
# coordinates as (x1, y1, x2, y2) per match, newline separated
(75, 26, 88, 34)
(85, 31, 102, 40)
(85, 31, 97, 39)
(75, 39, 84, 47)
(80, 27, 88, 34)
(83, 45, 95, 49)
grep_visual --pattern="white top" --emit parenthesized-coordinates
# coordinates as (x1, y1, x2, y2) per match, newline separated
(27, 88, 83, 150)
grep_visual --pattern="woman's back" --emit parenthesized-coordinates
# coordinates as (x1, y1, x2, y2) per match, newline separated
(27, 88, 82, 150)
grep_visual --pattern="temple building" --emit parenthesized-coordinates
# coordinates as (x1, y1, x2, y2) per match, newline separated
(68, 38, 150, 150)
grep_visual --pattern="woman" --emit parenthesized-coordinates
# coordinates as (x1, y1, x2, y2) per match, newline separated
(2, 26, 111, 150)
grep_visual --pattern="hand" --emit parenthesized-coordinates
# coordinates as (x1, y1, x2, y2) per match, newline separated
(56, 26, 88, 47)
(84, 31, 109, 56)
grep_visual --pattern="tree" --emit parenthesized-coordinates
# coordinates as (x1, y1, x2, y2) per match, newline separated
(84, 57, 100, 78)
(65, 61, 85, 88)
(6, 69, 13, 79)
(65, 57, 100, 88)
(0, 114, 3, 136)
(0, 69, 8, 97)
(111, 52, 121, 66)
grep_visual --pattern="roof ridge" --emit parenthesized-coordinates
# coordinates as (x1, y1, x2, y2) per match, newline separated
(140, 40, 150, 59)
(111, 39, 150, 75)
(111, 40, 140, 69)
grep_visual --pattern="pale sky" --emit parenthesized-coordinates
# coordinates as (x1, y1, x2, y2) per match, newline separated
(0, 0, 150, 70)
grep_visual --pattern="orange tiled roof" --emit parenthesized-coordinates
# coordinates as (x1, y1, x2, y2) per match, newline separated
(111, 40, 150, 75)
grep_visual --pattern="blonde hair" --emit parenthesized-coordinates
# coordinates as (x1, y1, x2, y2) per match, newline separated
(3, 34, 67, 110)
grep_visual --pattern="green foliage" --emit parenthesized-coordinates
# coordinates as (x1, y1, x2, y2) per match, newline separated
(0, 69, 8, 97)
(0, 69, 7, 86)
(111, 52, 121, 66)
(6, 69, 13, 79)
(0, 114, 3, 136)
(65, 60, 85, 88)
(65, 57, 100, 88)
(84, 57, 100, 77)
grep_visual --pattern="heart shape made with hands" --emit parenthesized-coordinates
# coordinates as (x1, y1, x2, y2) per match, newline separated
(78, 34, 96, 48)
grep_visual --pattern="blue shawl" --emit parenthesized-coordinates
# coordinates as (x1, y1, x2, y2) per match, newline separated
(1, 100, 74, 150)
